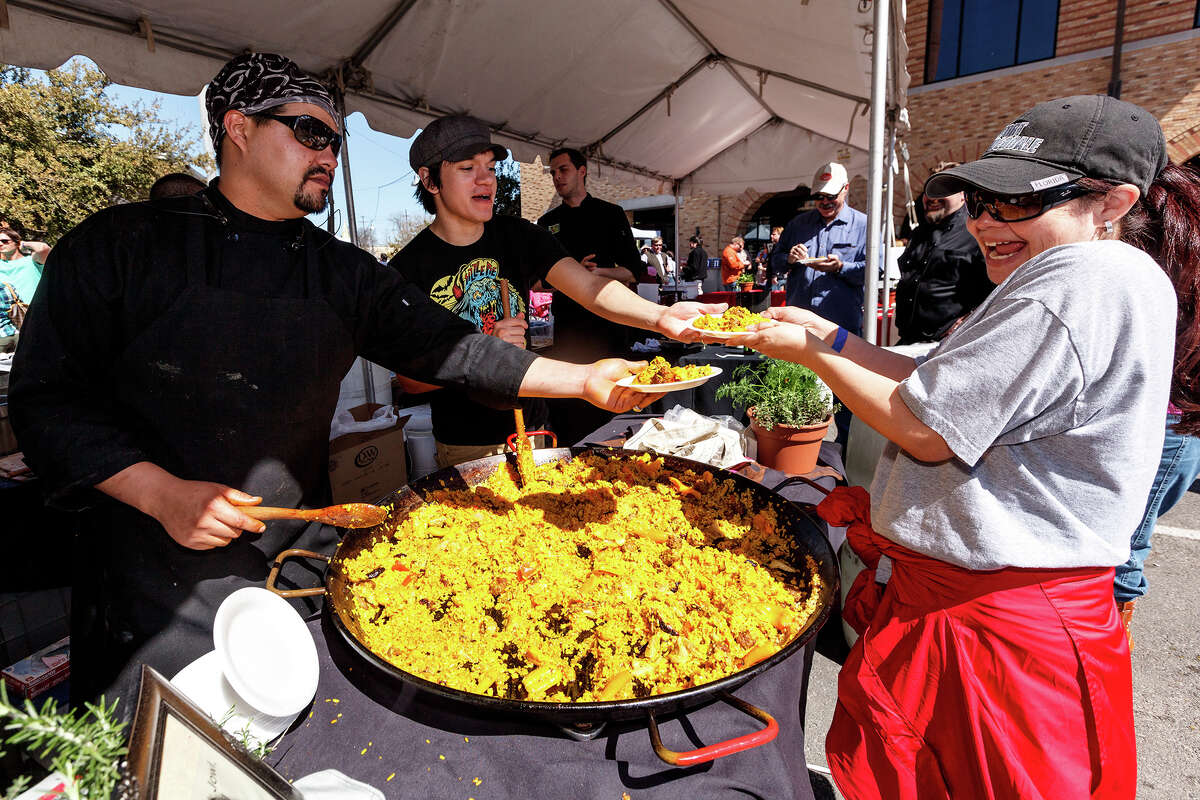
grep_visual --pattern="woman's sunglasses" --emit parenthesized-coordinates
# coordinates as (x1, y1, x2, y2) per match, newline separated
(258, 113, 342, 156)
(964, 183, 1094, 223)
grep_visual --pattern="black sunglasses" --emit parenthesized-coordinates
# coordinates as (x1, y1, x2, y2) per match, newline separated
(964, 183, 1094, 223)
(258, 113, 342, 156)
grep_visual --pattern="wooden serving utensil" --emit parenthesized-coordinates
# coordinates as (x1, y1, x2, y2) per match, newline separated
(238, 502, 387, 529)
(500, 279, 535, 486)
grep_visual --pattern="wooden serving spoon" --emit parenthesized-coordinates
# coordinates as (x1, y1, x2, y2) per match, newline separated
(499, 278, 535, 487)
(237, 502, 388, 528)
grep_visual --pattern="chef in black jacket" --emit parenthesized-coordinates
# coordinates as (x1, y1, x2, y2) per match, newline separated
(894, 180, 994, 344)
(538, 147, 649, 444)
(8, 53, 658, 711)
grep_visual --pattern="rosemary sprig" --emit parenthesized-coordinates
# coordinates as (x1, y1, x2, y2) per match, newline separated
(216, 704, 274, 760)
(0, 683, 128, 800)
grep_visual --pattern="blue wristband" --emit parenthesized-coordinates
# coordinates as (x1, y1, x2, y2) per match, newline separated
(831, 326, 849, 353)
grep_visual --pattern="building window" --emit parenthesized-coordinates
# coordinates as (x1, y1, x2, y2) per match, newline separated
(925, 0, 1060, 82)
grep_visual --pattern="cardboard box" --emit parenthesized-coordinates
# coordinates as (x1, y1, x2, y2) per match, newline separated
(2, 636, 70, 700)
(328, 403, 410, 504)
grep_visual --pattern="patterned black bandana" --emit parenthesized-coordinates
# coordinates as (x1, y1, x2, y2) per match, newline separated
(205, 53, 339, 150)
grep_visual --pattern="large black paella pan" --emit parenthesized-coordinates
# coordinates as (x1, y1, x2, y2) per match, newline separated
(269, 447, 838, 766)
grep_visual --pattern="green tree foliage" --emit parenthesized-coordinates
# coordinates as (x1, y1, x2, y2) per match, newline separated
(494, 158, 521, 218)
(0, 61, 211, 243)
(385, 210, 432, 253)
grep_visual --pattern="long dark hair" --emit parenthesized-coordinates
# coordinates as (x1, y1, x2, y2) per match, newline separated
(1079, 163, 1200, 435)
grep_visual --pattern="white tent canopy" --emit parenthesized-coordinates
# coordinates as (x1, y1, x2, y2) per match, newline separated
(0, 0, 907, 196)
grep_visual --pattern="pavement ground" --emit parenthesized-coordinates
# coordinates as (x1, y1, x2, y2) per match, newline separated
(803, 489, 1200, 800)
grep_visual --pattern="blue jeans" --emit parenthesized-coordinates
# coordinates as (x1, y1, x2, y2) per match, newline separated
(1114, 414, 1200, 602)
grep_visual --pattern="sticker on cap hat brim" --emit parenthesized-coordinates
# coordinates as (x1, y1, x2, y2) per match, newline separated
(1029, 173, 1069, 191)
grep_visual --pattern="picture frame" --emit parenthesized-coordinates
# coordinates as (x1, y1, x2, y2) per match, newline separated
(126, 665, 302, 800)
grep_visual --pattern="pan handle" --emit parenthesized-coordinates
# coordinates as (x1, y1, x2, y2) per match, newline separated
(505, 430, 558, 451)
(770, 474, 832, 496)
(266, 548, 331, 598)
(646, 692, 778, 767)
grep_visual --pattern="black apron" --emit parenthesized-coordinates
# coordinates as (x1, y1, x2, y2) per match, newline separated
(71, 207, 356, 709)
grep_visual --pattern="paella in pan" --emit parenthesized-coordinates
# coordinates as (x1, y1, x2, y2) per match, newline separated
(341, 452, 825, 704)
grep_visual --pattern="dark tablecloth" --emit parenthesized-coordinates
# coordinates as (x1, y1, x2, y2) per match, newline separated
(267, 416, 846, 799)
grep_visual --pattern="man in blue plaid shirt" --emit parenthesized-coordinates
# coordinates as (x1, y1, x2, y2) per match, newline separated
(0, 280, 18, 352)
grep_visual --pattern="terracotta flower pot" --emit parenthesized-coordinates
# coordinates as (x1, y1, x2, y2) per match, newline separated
(748, 407, 831, 475)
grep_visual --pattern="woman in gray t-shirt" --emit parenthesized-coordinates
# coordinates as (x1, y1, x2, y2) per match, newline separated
(719, 96, 1200, 799)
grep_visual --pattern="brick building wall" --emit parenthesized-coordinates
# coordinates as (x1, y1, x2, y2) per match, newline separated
(905, 0, 1200, 191)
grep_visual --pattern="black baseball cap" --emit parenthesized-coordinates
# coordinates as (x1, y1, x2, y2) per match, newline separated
(925, 95, 1166, 199)
(409, 115, 509, 171)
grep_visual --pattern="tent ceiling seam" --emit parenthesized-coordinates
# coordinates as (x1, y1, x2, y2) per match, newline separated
(10, 0, 236, 61)
(723, 56, 870, 105)
(588, 55, 715, 151)
(677, 117, 778, 186)
(351, 0, 421, 66)
(653, 0, 777, 122)
(678, 115, 865, 189)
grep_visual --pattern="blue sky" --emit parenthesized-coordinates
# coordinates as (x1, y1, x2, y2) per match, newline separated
(100, 63, 430, 244)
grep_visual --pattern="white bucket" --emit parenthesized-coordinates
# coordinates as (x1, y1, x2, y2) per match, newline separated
(398, 403, 437, 480)
(635, 283, 660, 303)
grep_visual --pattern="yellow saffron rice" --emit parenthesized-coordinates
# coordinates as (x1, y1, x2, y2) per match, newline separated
(342, 452, 823, 702)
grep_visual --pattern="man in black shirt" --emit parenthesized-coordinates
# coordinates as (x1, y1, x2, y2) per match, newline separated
(683, 234, 708, 282)
(538, 147, 648, 443)
(9, 54, 659, 709)
(393, 116, 718, 465)
(894, 175, 993, 344)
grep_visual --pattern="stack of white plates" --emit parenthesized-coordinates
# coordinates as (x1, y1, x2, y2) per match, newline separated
(172, 588, 319, 747)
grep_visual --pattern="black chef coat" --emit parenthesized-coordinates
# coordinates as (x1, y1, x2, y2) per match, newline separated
(684, 245, 709, 282)
(538, 194, 645, 363)
(9, 185, 536, 708)
(894, 206, 993, 344)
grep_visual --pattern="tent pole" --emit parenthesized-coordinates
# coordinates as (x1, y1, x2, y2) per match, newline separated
(333, 86, 375, 405)
(862, 0, 890, 345)
(673, 182, 681, 287)
(881, 126, 897, 346)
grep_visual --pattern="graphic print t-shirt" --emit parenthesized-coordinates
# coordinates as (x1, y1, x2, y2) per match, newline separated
(392, 216, 567, 445)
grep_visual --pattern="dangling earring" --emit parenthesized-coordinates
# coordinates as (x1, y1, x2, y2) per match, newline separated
(1103, 219, 1114, 234)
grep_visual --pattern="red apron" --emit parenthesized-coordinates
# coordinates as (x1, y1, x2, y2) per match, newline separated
(818, 487, 1135, 800)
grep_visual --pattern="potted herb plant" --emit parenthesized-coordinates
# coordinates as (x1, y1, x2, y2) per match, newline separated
(715, 358, 838, 474)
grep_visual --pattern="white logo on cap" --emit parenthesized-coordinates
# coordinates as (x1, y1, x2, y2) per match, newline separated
(987, 121, 1044, 155)
(1030, 174, 1070, 191)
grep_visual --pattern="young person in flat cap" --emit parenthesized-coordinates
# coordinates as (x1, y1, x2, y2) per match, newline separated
(9, 53, 664, 710)
(722, 95, 1200, 798)
(391, 115, 720, 465)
